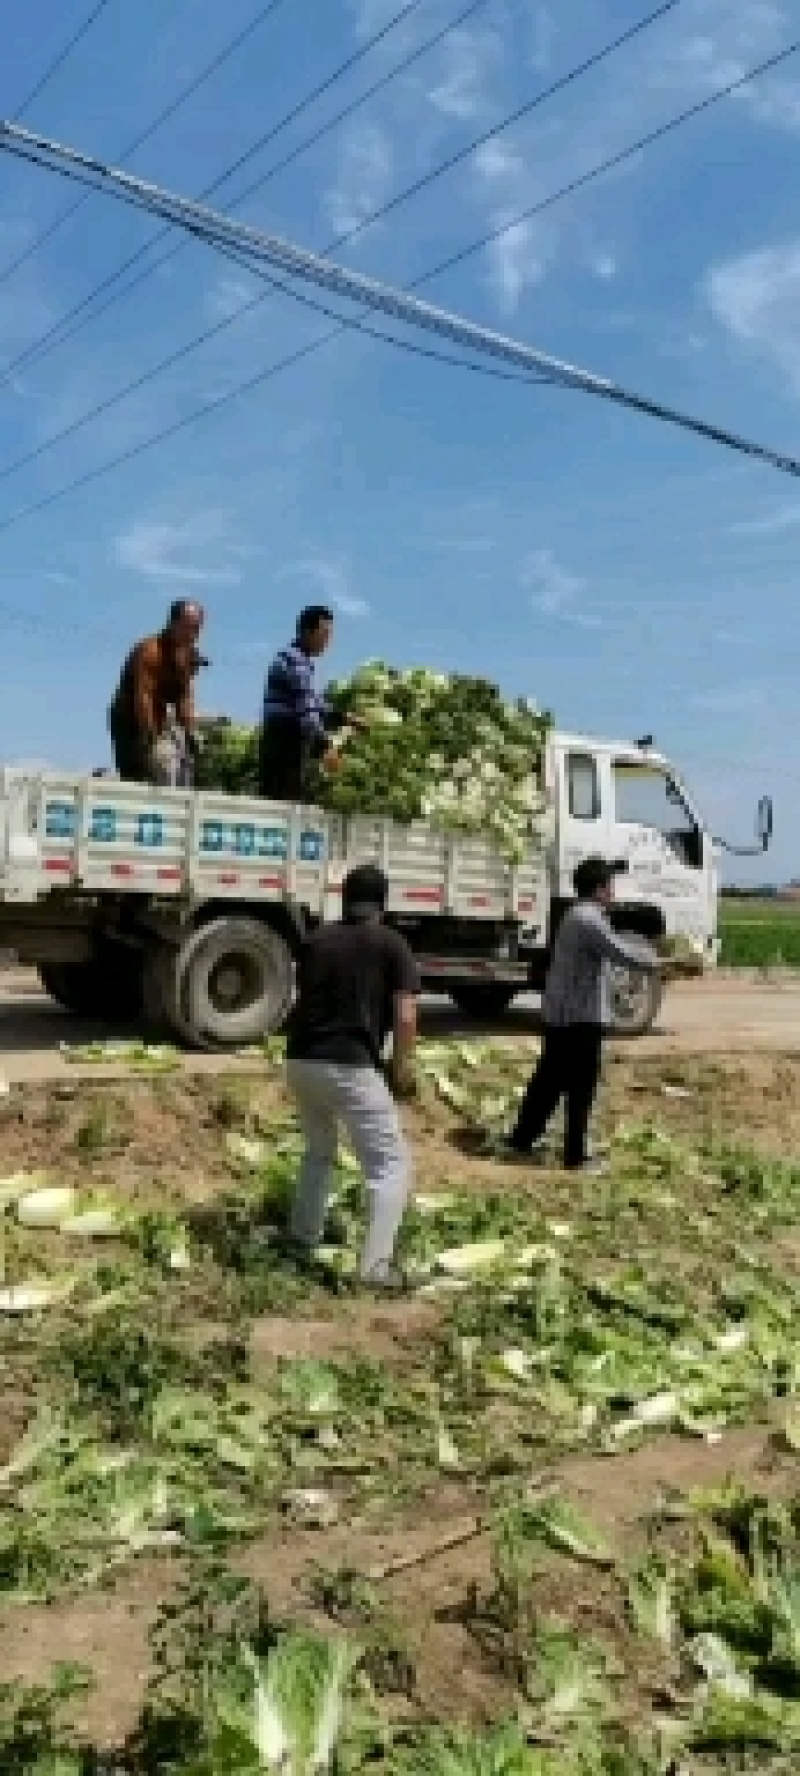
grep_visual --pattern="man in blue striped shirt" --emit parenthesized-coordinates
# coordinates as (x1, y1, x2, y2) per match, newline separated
(259, 604, 351, 802)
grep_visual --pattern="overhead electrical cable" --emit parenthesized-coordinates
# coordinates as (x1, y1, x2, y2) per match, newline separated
(0, 0, 292, 288)
(0, 235, 558, 491)
(11, 0, 115, 121)
(0, 0, 686, 481)
(0, 0, 430, 384)
(0, 36, 795, 527)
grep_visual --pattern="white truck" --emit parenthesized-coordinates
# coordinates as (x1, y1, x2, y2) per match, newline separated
(0, 733, 771, 1050)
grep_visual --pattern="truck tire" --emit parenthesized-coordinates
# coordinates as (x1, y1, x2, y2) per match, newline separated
(39, 948, 143, 1022)
(170, 918, 295, 1051)
(607, 948, 663, 1038)
(450, 983, 517, 1020)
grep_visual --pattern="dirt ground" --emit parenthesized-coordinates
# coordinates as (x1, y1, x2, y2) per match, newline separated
(1, 1017, 799, 1758)
(1, 968, 800, 1084)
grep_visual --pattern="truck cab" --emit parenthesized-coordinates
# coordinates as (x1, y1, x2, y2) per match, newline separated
(491, 732, 720, 1038)
(548, 733, 718, 959)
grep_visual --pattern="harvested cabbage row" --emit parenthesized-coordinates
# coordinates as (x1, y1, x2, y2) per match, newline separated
(197, 665, 552, 861)
(323, 662, 551, 860)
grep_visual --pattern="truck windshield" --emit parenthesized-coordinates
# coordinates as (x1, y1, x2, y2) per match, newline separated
(612, 761, 703, 870)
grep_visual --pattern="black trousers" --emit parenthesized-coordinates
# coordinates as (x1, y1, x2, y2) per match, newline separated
(510, 1023, 603, 1169)
(109, 708, 152, 784)
(258, 719, 314, 802)
(109, 713, 194, 787)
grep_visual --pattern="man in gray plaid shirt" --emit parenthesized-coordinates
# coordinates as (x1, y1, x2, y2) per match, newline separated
(502, 856, 661, 1172)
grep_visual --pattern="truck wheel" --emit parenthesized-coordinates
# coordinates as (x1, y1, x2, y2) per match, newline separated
(171, 918, 295, 1051)
(39, 949, 143, 1022)
(450, 983, 517, 1020)
(608, 953, 663, 1038)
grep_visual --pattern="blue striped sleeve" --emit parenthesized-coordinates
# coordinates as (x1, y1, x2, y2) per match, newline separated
(263, 645, 326, 738)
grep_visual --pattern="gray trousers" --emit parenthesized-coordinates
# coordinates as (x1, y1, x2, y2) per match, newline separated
(151, 727, 194, 787)
(286, 1060, 411, 1282)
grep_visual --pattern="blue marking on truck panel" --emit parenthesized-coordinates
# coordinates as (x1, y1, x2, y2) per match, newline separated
(201, 820, 225, 852)
(299, 830, 325, 862)
(198, 822, 325, 862)
(234, 824, 256, 856)
(90, 807, 117, 842)
(136, 814, 164, 847)
(43, 804, 326, 862)
(45, 801, 75, 839)
(260, 827, 288, 859)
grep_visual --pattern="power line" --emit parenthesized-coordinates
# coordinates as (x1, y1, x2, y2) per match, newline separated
(320, 0, 687, 257)
(0, 0, 291, 290)
(0, 35, 797, 510)
(1, 0, 677, 390)
(0, 238, 558, 491)
(0, 0, 430, 385)
(0, 0, 686, 482)
(11, 0, 115, 121)
(0, 254, 560, 527)
(422, 40, 800, 292)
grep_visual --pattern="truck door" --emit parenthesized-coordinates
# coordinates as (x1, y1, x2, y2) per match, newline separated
(610, 759, 710, 944)
(556, 748, 610, 900)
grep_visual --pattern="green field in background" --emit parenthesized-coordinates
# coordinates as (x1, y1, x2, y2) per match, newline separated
(719, 898, 800, 967)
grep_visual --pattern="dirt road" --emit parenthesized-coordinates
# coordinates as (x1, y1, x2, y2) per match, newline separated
(0, 968, 797, 1083)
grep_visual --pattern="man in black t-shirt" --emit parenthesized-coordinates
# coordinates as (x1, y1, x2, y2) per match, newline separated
(285, 863, 420, 1286)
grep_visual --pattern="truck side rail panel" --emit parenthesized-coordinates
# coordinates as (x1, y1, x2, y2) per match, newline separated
(5, 775, 334, 913)
(0, 771, 549, 927)
(341, 817, 548, 926)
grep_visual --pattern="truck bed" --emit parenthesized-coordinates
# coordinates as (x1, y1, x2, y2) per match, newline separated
(0, 770, 548, 934)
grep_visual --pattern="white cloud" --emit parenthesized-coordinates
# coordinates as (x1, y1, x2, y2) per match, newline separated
(427, 25, 500, 122)
(115, 514, 244, 588)
(730, 501, 800, 536)
(530, 6, 555, 73)
(649, 1, 799, 118)
(520, 548, 601, 627)
(589, 250, 617, 281)
(691, 681, 767, 715)
(335, 0, 800, 317)
(204, 273, 261, 324)
(349, 0, 405, 38)
(705, 241, 800, 390)
(276, 555, 370, 618)
(326, 121, 393, 242)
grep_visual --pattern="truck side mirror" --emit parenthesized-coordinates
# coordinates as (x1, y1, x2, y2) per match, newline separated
(757, 796, 773, 850)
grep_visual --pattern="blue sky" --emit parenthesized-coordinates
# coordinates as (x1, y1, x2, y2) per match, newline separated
(1, 0, 799, 880)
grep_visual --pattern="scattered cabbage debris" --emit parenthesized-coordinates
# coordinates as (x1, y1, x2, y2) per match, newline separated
(1, 1032, 799, 1769)
(59, 1040, 181, 1069)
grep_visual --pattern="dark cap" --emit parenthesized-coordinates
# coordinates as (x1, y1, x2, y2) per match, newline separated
(573, 855, 627, 898)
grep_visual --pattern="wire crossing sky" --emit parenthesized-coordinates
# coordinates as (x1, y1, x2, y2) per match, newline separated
(1, 59, 799, 494)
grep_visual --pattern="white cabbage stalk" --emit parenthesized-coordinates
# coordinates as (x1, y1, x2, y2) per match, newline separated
(0, 1169, 50, 1209)
(236, 1632, 356, 1772)
(226, 1133, 267, 1166)
(435, 1239, 508, 1275)
(498, 1348, 534, 1381)
(61, 1205, 123, 1239)
(437, 1423, 461, 1471)
(0, 1281, 69, 1313)
(16, 1186, 76, 1228)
